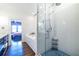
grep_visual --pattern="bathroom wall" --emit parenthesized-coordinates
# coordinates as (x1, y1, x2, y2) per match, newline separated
(54, 3, 79, 55)
(22, 16, 37, 41)
(0, 18, 9, 39)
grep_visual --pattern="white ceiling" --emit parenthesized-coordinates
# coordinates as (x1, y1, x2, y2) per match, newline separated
(0, 3, 37, 18)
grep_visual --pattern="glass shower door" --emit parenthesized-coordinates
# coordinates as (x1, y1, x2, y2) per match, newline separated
(37, 3, 57, 56)
(37, 3, 70, 56)
(37, 3, 46, 55)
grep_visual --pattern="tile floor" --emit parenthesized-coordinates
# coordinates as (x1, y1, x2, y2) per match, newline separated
(42, 49, 69, 56)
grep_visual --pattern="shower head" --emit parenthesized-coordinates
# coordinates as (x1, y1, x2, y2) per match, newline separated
(56, 3, 61, 6)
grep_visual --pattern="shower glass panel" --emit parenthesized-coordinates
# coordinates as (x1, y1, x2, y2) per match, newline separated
(37, 3, 69, 56)
(37, 3, 46, 55)
(37, 3, 55, 55)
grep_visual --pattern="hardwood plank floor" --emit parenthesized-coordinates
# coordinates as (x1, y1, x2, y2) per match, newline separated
(22, 42, 35, 56)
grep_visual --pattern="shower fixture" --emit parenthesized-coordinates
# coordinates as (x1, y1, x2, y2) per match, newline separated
(56, 3, 61, 6)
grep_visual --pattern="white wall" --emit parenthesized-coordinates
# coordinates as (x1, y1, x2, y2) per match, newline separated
(22, 16, 37, 42)
(54, 3, 79, 55)
(0, 17, 9, 39)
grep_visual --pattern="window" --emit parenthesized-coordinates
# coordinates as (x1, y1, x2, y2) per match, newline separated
(12, 25, 17, 33)
(11, 20, 22, 33)
(17, 25, 22, 33)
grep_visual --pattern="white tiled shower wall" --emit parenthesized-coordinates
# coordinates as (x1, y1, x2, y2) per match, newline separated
(37, 3, 79, 56)
(55, 3, 79, 56)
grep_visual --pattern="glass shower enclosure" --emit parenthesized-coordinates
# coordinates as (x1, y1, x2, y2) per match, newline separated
(37, 3, 56, 56)
(37, 3, 69, 56)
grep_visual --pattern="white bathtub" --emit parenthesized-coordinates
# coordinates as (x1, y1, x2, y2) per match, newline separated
(25, 34, 37, 54)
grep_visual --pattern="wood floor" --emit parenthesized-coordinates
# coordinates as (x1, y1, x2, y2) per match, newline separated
(5, 41, 35, 56)
(22, 42, 35, 56)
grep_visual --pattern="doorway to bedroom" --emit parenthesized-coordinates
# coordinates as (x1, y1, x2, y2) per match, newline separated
(11, 19, 22, 42)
